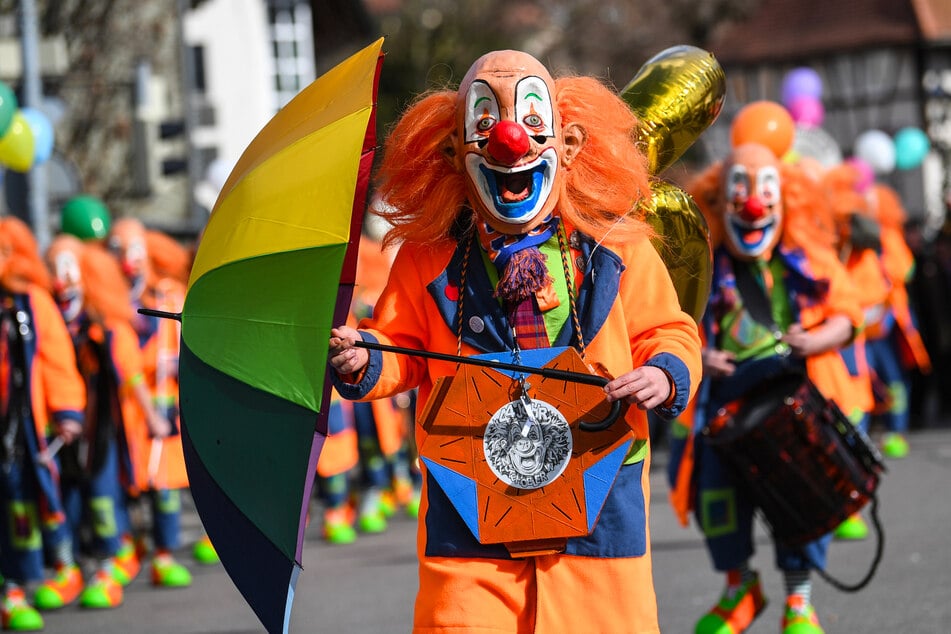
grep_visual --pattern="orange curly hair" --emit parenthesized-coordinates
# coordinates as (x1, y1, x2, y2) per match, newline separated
(0, 216, 51, 293)
(373, 74, 653, 249)
(80, 243, 135, 325)
(145, 229, 192, 286)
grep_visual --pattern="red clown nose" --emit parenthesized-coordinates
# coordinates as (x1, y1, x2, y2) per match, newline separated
(487, 120, 530, 165)
(739, 196, 767, 222)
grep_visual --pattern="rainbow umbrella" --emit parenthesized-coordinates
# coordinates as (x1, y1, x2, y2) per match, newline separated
(176, 39, 383, 634)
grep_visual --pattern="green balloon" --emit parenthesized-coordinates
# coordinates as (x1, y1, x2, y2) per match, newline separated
(60, 195, 111, 240)
(0, 80, 17, 138)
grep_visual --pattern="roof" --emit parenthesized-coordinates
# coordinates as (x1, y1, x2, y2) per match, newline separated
(710, 0, 924, 65)
(912, 0, 951, 41)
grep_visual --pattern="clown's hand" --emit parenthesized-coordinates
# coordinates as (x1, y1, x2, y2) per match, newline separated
(604, 366, 672, 411)
(329, 326, 369, 377)
(702, 347, 736, 378)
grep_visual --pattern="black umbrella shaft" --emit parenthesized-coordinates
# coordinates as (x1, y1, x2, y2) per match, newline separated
(352, 340, 608, 387)
(138, 308, 182, 322)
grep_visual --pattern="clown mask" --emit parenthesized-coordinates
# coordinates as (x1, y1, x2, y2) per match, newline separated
(46, 236, 85, 323)
(450, 50, 584, 234)
(720, 143, 783, 261)
(108, 218, 148, 302)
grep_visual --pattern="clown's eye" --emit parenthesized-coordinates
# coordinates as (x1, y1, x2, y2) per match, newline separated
(523, 113, 543, 128)
(476, 116, 495, 132)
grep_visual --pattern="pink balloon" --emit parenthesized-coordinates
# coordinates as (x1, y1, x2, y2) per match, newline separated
(846, 157, 874, 193)
(786, 96, 824, 128)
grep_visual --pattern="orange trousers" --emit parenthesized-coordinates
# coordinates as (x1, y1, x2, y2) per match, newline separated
(413, 550, 659, 633)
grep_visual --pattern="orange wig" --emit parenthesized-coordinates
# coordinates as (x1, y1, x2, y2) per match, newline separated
(80, 243, 135, 325)
(374, 74, 653, 249)
(145, 229, 192, 286)
(0, 216, 51, 293)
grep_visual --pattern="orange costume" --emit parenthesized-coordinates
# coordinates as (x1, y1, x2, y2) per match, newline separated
(670, 138, 863, 634)
(0, 218, 85, 612)
(330, 51, 701, 633)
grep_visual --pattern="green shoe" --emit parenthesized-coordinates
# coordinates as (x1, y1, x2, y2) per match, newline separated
(405, 491, 421, 519)
(834, 514, 869, 541)
(110, 538, 142, 587)
(79, 571, 123, 609)
(324, 521, 357, 545)
(33, 564, 83, 610)
(150, 554, 192, 588)
(782, 596, 824, 634)
(1, 588, 44, 632)
(881, 433, 909, 459)
(192, 535, 220, 565)
(695, 571, 767, 634)
(358, 510, 388, 534)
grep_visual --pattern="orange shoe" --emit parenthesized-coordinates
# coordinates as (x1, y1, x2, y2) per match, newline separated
(32, 564, 83, 610)
(1, 587, 44, 631)
(111, 535, 142, 586)
(79, 570, 123, 609)
(695, 570, 767, 634)
(782, 595, 824, 634)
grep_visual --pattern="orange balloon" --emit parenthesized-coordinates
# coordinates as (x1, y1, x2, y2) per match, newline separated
(730, 100, 795, 158)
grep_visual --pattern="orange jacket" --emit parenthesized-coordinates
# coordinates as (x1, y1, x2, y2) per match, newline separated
(335, 231, 702, 451)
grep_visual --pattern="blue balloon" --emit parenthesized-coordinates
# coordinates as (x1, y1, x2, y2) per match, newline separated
(19, 107, 54, 165)
(781, 67, 823, 106)
(893, 127, 930, 170)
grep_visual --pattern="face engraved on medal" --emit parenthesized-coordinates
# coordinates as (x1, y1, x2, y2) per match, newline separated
(483, 399, 571, 489)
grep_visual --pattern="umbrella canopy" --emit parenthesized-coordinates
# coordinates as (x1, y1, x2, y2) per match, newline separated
(178, 38, 384, 634)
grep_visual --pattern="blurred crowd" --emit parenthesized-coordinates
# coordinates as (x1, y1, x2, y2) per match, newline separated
(0, 199, 421, 632)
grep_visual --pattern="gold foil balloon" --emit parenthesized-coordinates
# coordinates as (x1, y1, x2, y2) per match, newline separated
(645, 181, 712, 323)
(621, 45, 726, 175)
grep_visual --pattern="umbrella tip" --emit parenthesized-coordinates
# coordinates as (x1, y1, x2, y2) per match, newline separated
(138, 307, 182, 322)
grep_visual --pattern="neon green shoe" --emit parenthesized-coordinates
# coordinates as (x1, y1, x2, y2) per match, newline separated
(192, 535, 220, 565)
(833, 514, 869, 541)
(358, 510, 387, 534)
(695, 571, 767, 634)
(79, 570, 123, 609)
(322, 507, 357, 545)
(782, 595, 824, 634)
(33, 564, 83, 610)
(150, 553, 192, 588)
(110, 536, 142, 586)
(1, 588, 44, 631)
(405, 490, 421, 519)
(881, 433, 909, 459)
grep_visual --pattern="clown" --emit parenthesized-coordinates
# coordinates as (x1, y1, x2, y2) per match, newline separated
(45, 235, 177, 609)
(673, 134, 865, 634)
(0, 218, 85, 632)
(329, 50, 702, 632)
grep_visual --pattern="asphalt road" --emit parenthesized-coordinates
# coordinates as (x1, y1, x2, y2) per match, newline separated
(39, 425, 951, 633)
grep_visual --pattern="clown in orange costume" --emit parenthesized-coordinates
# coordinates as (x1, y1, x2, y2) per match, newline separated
(671, 130, 864, 634)
(44, 235, 174, 608)
(328, 50, 701, 633)
(106, 218, 204, 588)
(0, 218, 85, 632)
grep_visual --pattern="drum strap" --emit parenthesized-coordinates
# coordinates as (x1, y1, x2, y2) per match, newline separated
(732, 259, 780, 337)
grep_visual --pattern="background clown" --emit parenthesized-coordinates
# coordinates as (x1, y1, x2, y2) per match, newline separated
(328, 50, 702, 633)
(673, 102, 865, 634)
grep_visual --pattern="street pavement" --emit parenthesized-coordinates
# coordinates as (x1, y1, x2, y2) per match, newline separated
(40, 424, 951, 633)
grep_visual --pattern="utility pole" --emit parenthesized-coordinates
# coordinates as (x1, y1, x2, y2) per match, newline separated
(18, 0, 50, 249)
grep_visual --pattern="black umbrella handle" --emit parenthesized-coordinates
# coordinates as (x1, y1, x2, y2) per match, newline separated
(351, 339, 622, 431)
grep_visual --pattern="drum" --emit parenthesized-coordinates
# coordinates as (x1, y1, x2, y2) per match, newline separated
(704, 371, 885, 546)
